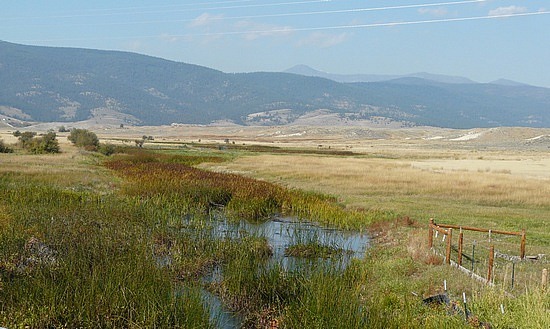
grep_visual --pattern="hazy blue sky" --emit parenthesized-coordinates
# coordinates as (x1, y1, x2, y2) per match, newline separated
(2, 0, 549, 87)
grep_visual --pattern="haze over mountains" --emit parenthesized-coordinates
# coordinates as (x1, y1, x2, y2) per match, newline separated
(284, 65, 535, 87)
(284, 64, 479, 85)
(1, 41, 549, 129)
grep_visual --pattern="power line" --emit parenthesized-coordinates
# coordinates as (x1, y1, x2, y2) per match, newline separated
(16, 10, 550, 43)
(132, 10, 550, 37)
(78, 0, 256, 12)
(2, 0, 490, 28)
(1, 0, 332, 20)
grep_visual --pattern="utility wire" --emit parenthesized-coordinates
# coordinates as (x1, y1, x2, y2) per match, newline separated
(230, 10, 550, 35)
(11, 2, 549, 43)
(158, 10, 550, 37)
(1, 0, 333, 20)
(1, 0, 489, 27)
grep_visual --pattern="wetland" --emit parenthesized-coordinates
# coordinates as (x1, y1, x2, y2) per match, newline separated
(1, 125, 549, 328)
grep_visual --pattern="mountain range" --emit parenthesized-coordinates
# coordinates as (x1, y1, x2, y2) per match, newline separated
(1, 40, 549, 128)
(283, 64, 479, 84)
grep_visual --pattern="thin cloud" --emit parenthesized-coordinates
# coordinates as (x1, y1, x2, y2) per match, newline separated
(17, 9, 550, 43)
(2, 0, 489, 29)
(188, 13, 225, 28)
(160, 33, 180, 43)
(234, 20, 294, 40)
(488, 6, 527, 16)
(124, 40, 145, 52)
(297, 32, 349, 48)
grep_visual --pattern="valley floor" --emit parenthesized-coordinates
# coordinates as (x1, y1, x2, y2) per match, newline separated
(1, 125, 549, 328)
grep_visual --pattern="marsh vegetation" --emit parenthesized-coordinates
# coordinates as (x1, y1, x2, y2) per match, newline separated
(0, 128, 548, 328)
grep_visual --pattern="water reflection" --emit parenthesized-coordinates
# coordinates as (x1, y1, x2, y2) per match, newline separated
(189, 212, 370, 328)
(208, 214, 369, 265)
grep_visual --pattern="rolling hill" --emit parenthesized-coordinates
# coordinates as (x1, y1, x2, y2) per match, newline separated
(1, 41, 549, 128)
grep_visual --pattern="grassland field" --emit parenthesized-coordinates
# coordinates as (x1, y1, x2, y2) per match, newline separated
(0, 124, 549, 328)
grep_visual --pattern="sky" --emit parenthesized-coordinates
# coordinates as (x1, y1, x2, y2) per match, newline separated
(2, 0, 550, 87)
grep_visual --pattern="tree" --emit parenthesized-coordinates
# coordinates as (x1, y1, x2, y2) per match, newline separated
(68, 128, 99, 151)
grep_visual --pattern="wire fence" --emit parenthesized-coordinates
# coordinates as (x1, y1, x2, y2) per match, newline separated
(428, 219, 548, 293)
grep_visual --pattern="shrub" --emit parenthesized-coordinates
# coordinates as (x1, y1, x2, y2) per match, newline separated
(98, 143, 120, 156)
(16, 131, 60, 154)
(68, 128, 99, 151)
(0, 139, 13, 153)
(17, 131, 36, 148)
(26, 132, 60, 154)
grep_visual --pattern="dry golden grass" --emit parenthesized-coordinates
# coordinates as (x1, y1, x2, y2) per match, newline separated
(227, 149, 549, 301)
(2, 125, 549, 242)
(0, 138, 117, 193)
(203, 153, 550, 249)
(1, 125, 548, 327)
(3, 126, 549, 228)
(206, 154, 550, 207)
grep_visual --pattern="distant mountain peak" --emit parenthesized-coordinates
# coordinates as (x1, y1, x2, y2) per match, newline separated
(285, 64, 325, 75)
(405, 72, 476, 84)
(1, 42, 549, 128)
(489, 79, 530, 87)
(283, 65, 476, 84)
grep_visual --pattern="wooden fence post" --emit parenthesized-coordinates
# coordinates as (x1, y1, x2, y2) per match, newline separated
(511, 262, 516, 290)
(457, 231, 464, 267)
(445, 228, 453, 265)
(520, 230, 526, 259)
(428, 218, 434, 249)
(487, 245, 495, 284)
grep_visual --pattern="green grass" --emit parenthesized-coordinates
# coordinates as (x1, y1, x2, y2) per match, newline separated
(1, 147, 548, 328)
(281, 264, 369, 328)
(1, 149, 382, 327)
(199, 151, 550, 328)
(285, 241, 348, 258)
(0, 178, 212, 328)
(354, 219, 550, 329)
(284, 229, 350, 259)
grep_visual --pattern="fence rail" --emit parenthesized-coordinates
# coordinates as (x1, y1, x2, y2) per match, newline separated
(430, 220, 526, 259)
(428, 218, 526, 262)
(427, 218, 547, 289)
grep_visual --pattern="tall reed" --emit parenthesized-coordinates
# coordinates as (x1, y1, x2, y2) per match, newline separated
(0, 172, 212, 327)
(105, 152, 393, 227)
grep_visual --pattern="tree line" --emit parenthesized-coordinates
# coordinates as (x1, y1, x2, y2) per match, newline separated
(0, 128, 121, 155)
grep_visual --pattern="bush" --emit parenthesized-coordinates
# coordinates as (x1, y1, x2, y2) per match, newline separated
(0, 139, 13, 153)
(98, 143, 121, 156)
(17, 131, 36, 148)
(18, 132, 60, 154)
(68, 129, 99, 151)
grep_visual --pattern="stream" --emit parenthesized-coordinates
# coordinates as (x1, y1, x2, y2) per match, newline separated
(195, 213, 370, 328)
